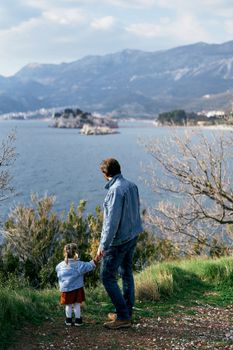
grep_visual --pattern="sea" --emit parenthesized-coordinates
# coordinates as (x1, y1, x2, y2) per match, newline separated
(0, 119, 172, 220)
(1, 119, 231, 222)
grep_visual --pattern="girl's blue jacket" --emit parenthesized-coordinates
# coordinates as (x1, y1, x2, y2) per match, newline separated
(56, 258, 96, 292)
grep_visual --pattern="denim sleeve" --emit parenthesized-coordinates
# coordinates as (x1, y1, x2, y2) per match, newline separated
(100, 189, 123, 251)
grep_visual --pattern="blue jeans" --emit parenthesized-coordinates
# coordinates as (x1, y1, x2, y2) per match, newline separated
(100, 236, 137, 321)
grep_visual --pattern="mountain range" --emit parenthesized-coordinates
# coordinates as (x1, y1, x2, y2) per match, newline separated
(1, 40, 233, 116)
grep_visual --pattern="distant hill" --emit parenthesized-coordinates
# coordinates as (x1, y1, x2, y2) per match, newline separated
(1, 41, 233, 116)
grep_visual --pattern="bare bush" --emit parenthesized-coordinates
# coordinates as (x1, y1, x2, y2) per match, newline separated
(143, 129, 233, 255)
(0, 132, 16, 203)
(4, 193, 59, 264)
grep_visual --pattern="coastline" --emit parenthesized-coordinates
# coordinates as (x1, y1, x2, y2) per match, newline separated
(197, 124, 233, 130)
(153, 123, 233, 130)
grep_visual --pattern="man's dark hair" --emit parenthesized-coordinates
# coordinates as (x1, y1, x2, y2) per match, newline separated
(100, 158, 121, 177)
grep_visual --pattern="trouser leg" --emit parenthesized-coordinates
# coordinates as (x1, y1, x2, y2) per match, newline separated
(101, 246, 129, 320)
(120, 238, 137, 317)
(100, 237, 137, 320)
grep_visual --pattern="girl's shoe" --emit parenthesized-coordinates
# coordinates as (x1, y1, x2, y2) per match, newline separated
(75, 317, 83, 326)
(65, 317, 72, 326)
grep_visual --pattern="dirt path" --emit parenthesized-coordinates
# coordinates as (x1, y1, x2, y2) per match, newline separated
(9, 305, 233, 350)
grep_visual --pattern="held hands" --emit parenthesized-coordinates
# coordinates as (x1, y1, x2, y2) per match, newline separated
(95, 247, 105, 261)
(97, 247, 105, 259)
(93, 249, 104, 265)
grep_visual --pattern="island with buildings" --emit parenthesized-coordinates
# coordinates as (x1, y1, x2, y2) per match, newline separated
(156, 109, 233, 127)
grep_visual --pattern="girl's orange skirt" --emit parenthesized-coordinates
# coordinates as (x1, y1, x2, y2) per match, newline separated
(60, 287, 85, 305)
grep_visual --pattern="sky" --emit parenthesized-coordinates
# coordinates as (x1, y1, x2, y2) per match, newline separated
(0, 0, 233, 76)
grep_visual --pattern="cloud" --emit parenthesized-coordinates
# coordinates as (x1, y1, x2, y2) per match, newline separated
(224, 19, 233, 35)
(55, 0, 157, 8)
(21, 0, 233, 14)
(21, 0, 72, 10)
(157, 0, 233, 17)
(0, 17, 41, 37)
(0, 7, 85, 37)
(0, 1, 41, 30)
(126, 23, 162, 38)
(125, 14, 211, 43)
(24, 0, 157, 10)
(42, 8, 86, 25)
(0, 0, 232, 76)
(103, 0, 156, 7)
(20, 0, 51, 10)
(54, 36, 78, 44)
(91, 16, 115, 30)
(172, 14, 211, 42)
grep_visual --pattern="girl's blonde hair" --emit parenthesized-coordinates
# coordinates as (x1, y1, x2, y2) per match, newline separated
(64, 243, 79, 264)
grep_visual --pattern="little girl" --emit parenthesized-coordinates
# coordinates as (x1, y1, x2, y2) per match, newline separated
(56, 243, 98, 326)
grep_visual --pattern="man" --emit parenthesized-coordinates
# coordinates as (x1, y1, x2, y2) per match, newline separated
(97, 158, 143, 330)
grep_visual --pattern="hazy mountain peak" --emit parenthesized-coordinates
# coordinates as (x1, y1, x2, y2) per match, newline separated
(27, 63, 43, 69)
(1, 40, 233, 116)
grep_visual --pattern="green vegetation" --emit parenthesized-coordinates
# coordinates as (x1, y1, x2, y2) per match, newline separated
(0, 195, 232, 349)
(0, 275, 61, 350)
(157, 109, 226, 126)
(2, 195, 104, 288)
(158, 109, 188, 125)
(0, 194, 182, 289)
(1, 193, 230, 290)
(1, 118, 233, 349)
(135, 256, 233, 303)
(86, 257, 233, 322)
(1, 256, 232, 349)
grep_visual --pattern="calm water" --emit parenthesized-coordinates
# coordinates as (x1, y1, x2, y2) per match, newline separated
(0, 119, 171, 218)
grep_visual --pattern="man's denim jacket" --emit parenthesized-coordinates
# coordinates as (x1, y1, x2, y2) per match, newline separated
(55, 259, 96, 292)
(99, 174, 143, 251)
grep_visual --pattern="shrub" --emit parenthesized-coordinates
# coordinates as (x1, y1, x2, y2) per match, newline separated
(3, 194, 61, 287)
(135, 264, 174, 301)
(133, 230, 157, 270)
(135, 266, 160, 301)
(2, 194, 162, 289)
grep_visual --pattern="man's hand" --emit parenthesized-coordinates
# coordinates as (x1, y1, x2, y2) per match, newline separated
(96, 247, 105, 259)
(93, 249, 104, 265)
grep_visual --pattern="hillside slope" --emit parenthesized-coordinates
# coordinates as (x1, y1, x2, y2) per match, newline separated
(1, 41, 233, 115)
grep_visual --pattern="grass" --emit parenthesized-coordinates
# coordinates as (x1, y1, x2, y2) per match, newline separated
(0, 286, 61, 350)
(86, 256, 233, 321)
(132, 256, 233, 321)
(1, 256, 233, 349)
(134, 256, 233, 302)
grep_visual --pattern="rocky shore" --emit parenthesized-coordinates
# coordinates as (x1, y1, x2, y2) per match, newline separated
(80, 124, 118, 135)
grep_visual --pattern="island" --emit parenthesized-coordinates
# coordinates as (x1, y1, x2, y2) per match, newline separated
(51, 108, 118, 135)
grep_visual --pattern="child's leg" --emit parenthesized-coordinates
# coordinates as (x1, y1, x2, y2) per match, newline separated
(64, 304, 73, 326)
(74, 303, 81, 318)
(74, 303, 83, 326)
(65, 304, 72, 318)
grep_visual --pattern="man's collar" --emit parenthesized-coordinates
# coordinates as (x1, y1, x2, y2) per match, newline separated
(105, 174, 122, 189)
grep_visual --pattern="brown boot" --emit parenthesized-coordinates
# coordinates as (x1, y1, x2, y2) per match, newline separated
(104, 319, 131, 329)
